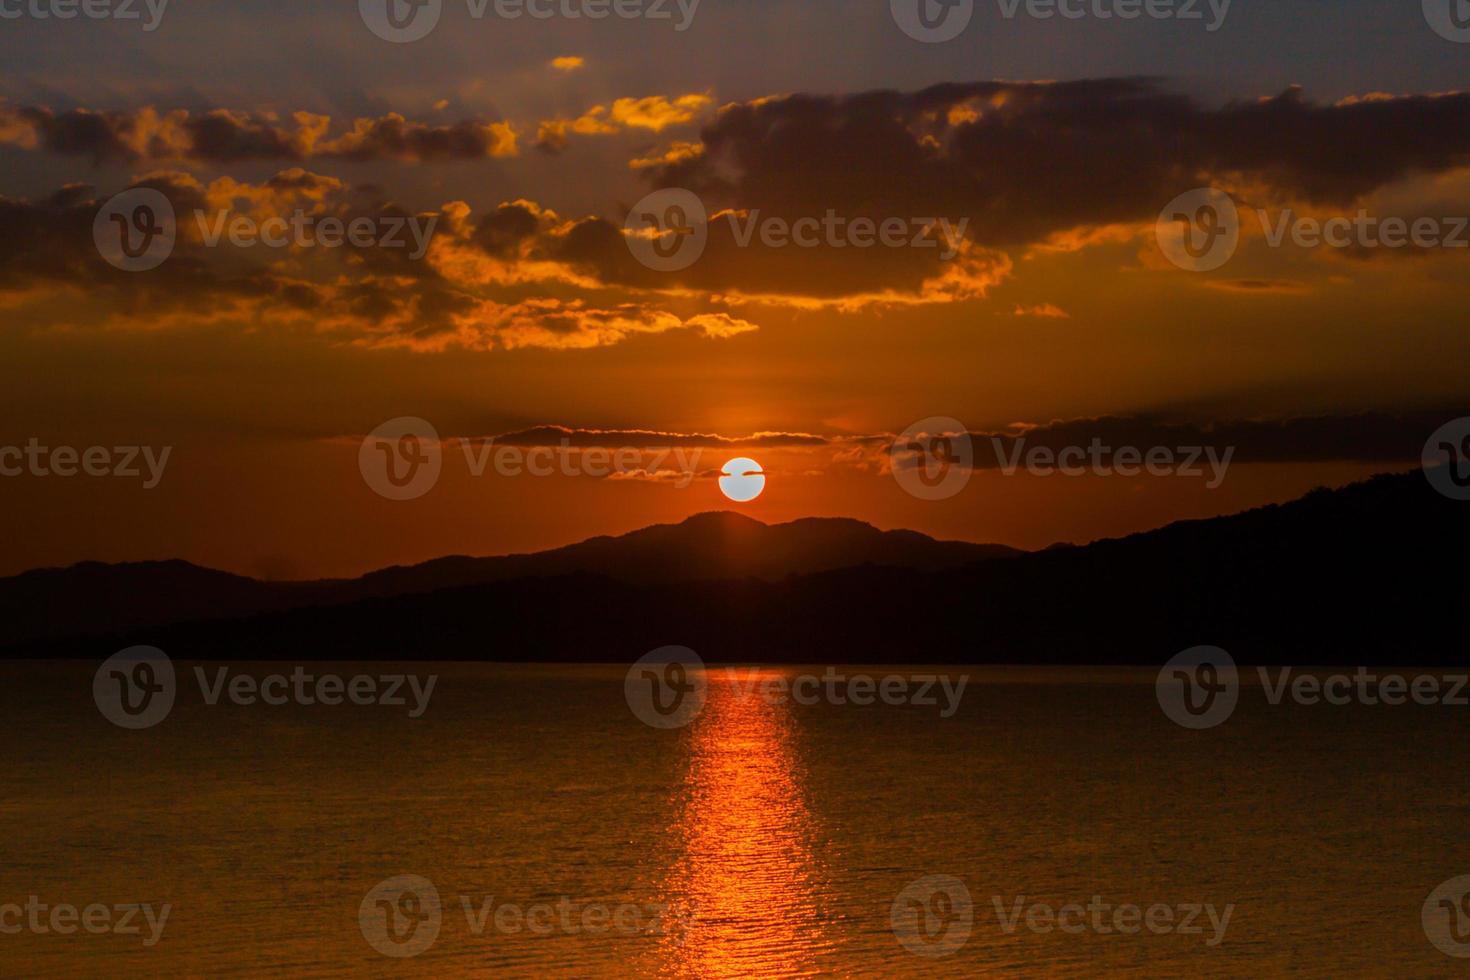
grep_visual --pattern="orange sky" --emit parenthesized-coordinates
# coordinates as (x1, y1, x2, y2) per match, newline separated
(1, 6, 1468, 577)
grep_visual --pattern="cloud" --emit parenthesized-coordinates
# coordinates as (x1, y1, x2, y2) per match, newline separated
(0, 105, 518, 163)
(479, 425, 830, 449)
(551, 56, 585, 72)
(885, 412, 1461, 470)
(535, 94, 711, 151)
(1202, 279, 1311, 294)
(0, 177, 759, 352)
(645, 81, 1470, 250)
(1012, 302, 1070, 318)
(426, 411, 1460, 468)
(629, 141, 704, 170)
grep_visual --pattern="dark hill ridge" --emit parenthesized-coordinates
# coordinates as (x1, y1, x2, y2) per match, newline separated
(350, 511, 1018, 596)
(0, 513, 1019, 646)
(4, 469, 1463, 665)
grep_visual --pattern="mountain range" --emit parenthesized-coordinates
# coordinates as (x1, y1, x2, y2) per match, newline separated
(2, 470, 1460, 664)
(0, 513, 1018, 648)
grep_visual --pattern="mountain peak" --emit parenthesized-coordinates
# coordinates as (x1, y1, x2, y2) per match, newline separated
(674, 510, 769, 529)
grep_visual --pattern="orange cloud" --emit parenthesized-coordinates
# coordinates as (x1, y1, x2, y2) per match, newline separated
(535, 94, 711, 151)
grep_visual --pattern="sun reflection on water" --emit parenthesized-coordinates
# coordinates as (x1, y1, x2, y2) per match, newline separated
(654, 669, 838, 977)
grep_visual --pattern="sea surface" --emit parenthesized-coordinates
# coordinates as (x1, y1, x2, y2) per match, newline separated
(2, 661, 1468, 977)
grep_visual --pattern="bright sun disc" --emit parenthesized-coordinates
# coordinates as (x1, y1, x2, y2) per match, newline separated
(718, 457, 765, 502)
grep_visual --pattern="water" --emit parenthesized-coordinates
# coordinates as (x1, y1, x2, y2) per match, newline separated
(2, 661, 1467, 977)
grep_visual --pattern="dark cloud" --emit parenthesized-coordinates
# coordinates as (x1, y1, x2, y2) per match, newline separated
(472, 202, 542, 258)
(0, 106, 518, 164)
(893, 412, 1461, 468)
(487, 425, 832, 449)
(464, 412, 1454, 464)
(646, 80, 1470, 249)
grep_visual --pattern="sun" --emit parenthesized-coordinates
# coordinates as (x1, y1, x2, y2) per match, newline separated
(718, 457, 766, 502)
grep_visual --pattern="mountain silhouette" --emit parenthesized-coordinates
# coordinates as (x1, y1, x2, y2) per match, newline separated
(4, 470, 1460, 664)
(0, 513, 1017, 647)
